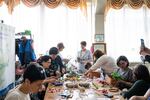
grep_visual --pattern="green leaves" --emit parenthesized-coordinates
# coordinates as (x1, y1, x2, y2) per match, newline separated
(111, 72, 123, 80)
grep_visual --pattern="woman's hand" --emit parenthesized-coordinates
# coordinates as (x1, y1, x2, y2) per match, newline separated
(86, 72, 93, 79)
(62, 68, 66, 74)
(39, 84, 46, 92)
(140, 47, 150, 55)
(84, 69, 92, 76)
(49, 76, 57, 79)
(45, 78, 57, 83)
(43, 77, 57, 83)
(56, 71, 61, 78)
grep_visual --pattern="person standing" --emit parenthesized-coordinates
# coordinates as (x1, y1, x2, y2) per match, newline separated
(85, 50, 117, 78)
(57, 42, 69, 64)
(57, 42, 65, 60)
(77, 41, 92, 73)
(17, 36, 36, 67)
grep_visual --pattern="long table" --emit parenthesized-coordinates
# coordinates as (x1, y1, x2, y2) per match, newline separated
(44, 77, 125, 100)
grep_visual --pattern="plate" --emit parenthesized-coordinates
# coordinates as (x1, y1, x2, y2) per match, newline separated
(52, 82, 63, 86)
(109, 88, 119, 92)
(65, 83, 78, 88)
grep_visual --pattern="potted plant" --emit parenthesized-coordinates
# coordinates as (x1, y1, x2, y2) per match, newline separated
(106, 72, 123, 86)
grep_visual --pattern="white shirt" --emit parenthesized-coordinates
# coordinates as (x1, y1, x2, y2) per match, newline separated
(58, 52, 63, 60)
(5, 85, 30, 100)
(90, 55, 117, 74)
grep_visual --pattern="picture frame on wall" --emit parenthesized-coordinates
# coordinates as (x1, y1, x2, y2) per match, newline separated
(95, 34, 104, 42)
(93, 43, 106, 54)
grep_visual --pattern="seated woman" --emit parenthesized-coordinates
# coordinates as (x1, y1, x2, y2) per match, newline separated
(122, 64, 150, 99)
(130, 88, 150, 100)
(37, 55, 57, 100)
(37, 55, 57, 83)
(85, 50, 117, 78)
(114, 56, 134, 90)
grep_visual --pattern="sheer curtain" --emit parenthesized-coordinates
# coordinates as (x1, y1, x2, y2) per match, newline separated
(105, 5, 150, 62)
(41, 4, 93, 58)
(0, 2, 93, 58)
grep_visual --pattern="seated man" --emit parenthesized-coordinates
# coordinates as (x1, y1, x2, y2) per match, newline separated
(47, 47, 65, 77)
(5, 63, 46, 100)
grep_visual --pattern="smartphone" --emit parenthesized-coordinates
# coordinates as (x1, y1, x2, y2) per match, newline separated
(104, 94, 113, 98)
(141, 39, 145, 49)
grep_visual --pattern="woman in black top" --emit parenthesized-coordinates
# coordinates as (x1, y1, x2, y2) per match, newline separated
(122, 64, 150, 99)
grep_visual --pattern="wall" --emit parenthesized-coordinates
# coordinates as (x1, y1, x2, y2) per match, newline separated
(95, 14, 104, 43)
(94, 14, 104, 43)
(95, 14, 104, 35)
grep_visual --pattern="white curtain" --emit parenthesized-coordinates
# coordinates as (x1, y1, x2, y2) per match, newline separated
(0, 2, 93, 59)
(105, 5, 150, 62)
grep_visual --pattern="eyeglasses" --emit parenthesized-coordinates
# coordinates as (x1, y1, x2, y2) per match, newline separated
(119, 61, 126, 65)
(119, 62, 126, 65)
(46, 61, 51, 63)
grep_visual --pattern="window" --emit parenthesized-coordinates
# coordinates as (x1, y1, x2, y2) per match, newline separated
(105, 6, 150, 62)
(0, 2, 95, 58)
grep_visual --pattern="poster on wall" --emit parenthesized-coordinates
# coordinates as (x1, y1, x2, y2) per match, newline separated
(93, 43, 107, 54)
(0, 23, 15, 96)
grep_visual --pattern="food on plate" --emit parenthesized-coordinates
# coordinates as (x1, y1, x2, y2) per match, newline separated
(66, 83, 78, 88)
(79, 82, 90, 88)
(66, 71, 79, 78)
(95, 89, 108, 95)
(65, 71, 80, 81)
(78, 86, 85, 93)
(109, 88, 119, 92)
(98, 80, 109, 86)
(64, 77, 79, 81)
(48, 88, 61, 93)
